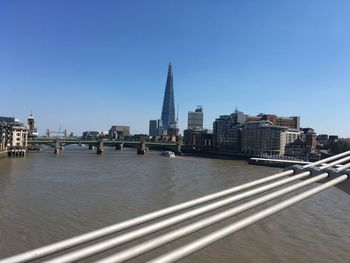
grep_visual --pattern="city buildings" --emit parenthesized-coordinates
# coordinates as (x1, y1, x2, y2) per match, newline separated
(188, 106, 204, 130)
(27, 114, 38, 138)
(316, 134, 329, 146)
(246, 114, 300, 130)
(149, 63, 178, 141)
(0, 125, 6, 153)
(212, 109, 303, 156)
(299, 128, 317, 153)
(329, 135, 339, 144)
(0, 116, 28, 153)
(10, 125, 28, 148)
(149, 119, 162, 137)
(82, 131, 101, 140)
(183, 106, 213, 147)
(212, 109, 246, 151)
(285, 130, 301, 145)
(285, 138, 310, 159)
(109, 125, 130, 140)
(0, 116, 16, 124)
(241, 121, 288, 155)
(183, 129, 212, 148)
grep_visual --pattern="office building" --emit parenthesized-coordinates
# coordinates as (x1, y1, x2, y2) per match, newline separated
(247, 114, 300, 130)
(241, 121, 288, 156)
(183, 129, 212, 147)
(212, 109, 246, 151)
(109, 125, 130, 140)
(0, 125, 6, 152)
(27, 113, 38, 137)
(82, 131, 101, 140)
(285, 138, 309, 159)
(0, 116, 16, 124)
(0, 116, 28, 149)
(316, 134, 329, 146)
(285, 130, 300, 144)
(149, 119, 162, 136)
(161, 63, 176, 129)
(10, 125, 28, 148)
(300, 128, 317, 153)
(188, 106, 204, 130)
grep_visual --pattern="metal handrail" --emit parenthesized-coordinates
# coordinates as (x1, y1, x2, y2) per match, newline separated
(45, 171, 312, 263)
(96, 173, 330, 263)
(148, 174, 348, 263)
(96, 164, 350, 263)
(45, 155, 350, 263)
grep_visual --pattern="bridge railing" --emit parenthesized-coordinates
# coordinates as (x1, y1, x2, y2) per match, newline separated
(1, 151, 350, 263)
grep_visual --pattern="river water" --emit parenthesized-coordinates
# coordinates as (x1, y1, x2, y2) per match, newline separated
(0, 146, 349, 262)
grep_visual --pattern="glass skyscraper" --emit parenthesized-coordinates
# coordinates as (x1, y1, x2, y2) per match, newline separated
(161, 63, 175, 129)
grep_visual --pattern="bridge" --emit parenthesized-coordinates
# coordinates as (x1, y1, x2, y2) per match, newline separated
(28, 138, 182, 155)
(1, 151, 349, 263)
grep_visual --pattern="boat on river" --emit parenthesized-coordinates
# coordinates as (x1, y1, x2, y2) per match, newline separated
(161, 151, 175, 157)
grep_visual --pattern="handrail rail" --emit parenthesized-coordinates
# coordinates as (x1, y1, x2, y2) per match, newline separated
(148, 174, 348, 263)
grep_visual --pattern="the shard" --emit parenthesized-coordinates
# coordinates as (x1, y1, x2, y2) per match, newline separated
(161, 63, 175, 128)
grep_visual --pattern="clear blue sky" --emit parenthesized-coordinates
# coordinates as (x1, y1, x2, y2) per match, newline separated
(1, 0, 349, 137)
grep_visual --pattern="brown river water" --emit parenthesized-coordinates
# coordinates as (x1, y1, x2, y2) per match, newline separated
(0, 146, 349, 262)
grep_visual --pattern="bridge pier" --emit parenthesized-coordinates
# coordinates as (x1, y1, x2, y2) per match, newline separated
(115, 143, 123, 151)
(175, 143, 182, 156)
(54, 140, 60, 154)
(96, 141, 104, 154)
(55, 140, 61, 154)
(137, 142, 146, 155)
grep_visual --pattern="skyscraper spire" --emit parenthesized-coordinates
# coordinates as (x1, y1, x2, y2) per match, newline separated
(161, 63, 175, 128)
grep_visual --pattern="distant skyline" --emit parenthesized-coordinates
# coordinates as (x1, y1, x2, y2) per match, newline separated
(1, 1, 349, 137)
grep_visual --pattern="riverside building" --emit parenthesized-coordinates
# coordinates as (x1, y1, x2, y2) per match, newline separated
(187, 106, 204, 130)
(109, 126, 130, 140)
(0, 125, 6, 158)
(213, 110, 300, 155)
(241, 121, 288, 156)
(212, 109, 246, 151)
(246, 114, 300, 130)
(0, 116, 28, 157)
(183, 106, 209, 147)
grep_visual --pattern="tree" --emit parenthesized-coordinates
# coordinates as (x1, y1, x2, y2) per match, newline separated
(329, 140, 350, 155)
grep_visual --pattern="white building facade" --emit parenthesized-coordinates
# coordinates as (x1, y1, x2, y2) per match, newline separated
(10, 125, 28, 148)
(188, 106, 204, 130)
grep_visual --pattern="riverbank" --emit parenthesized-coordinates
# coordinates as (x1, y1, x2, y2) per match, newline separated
(248, 157, 308, 168)
(181, 148, 252, 160)
(180, 148, 304, 168)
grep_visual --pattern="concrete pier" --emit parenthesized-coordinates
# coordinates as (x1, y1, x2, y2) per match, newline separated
(115, 143, 123, 151)
(97, 141, 104, 154)
(8, 149, 27, 157)
(175, 143, 182, 155)
(137, 142, 146, 155)
(54, 140, 60, 154)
